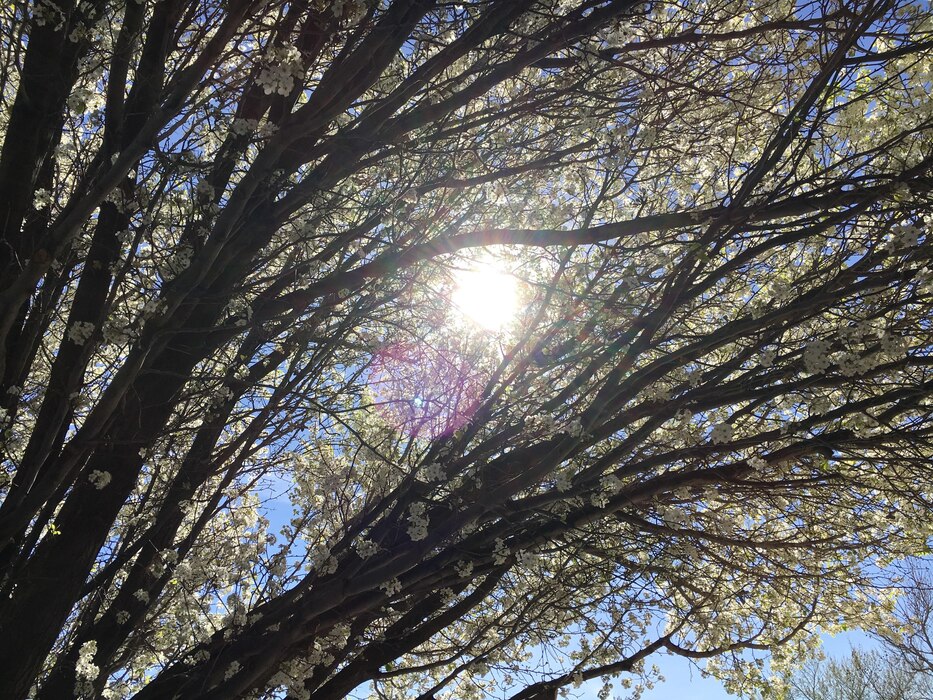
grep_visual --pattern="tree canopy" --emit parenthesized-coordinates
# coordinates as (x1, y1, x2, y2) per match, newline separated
(786, 648, 932, 700)
(0, 0, 931, 698)
(781, 566, 933, 700)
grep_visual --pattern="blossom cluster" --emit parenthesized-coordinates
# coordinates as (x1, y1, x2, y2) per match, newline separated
(407, 502, 429, 541)
(492, 537, 509, 565)
(380, 578, 402, 597)
(256, 45, 305, 96)
(230, 118, 278, 138)
(354, 537, 380, 560)
(888, 223, 923, 249)
(67, 321, 95, 346)
(420, 462, 445, 482)
(803, 339, 832, 373)
(709, 423, 734, 445)
(88, 470, 112, 490)
(74, 640, 100, 697)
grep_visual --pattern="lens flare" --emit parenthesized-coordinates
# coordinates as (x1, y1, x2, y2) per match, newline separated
(369, 342, 484, 438)
(451, 260, 520, 331)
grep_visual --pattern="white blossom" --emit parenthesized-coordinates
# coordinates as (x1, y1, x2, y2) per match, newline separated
(804, 339, 832, 373)
(566, 417, 585, 437)
(599, 473, 623, 494)
(492, 537, 509, 565)
(852, 413, 879, 438)
(33, 188, 53, 210)
(88, 470, 111, 490)
(380, 578, 402, 596)
(554, 471, 572, 492)
(256, 45, 304, 96)
(230, 118, 259, 136)
(760, 349, 776, 368)
(67, 321, 96, 346)
(406, 504, 429, 542)
(888, 223, 922, 249)
(74, 640, 99, 697)
(516, 549, 539, 567)
(420, 462, 445, 482)
(591, 491, 610, 509)
(768, 280, 792, 303)
(709, 423, 734, 445)
(880, 332, 908, 357)
(354, 537, 380, 559)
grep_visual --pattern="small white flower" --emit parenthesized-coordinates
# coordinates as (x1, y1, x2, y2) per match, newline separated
(420, 462, 445, 482)
(599, 473, 623, 494)
(33, 188, 53, 210)
(257, 121, 278, 138)
(67, 321, 95, 346)
(880, 331, 908, 357)
(223, 661, 240, 681)
(141, 299, 166, 320)
(230, 118, 259, 136)
(530, 414, 559, 435)
(760, 349, 776, 368)
(492, 537, 510, 565)
(406, 504, 429, 541)
(380, 578, 402, 596)
(88, 470, 111, 490)
(852, 413, 879, 438)
(591, 491, 610, 508)
(554, 471, 572, 492)
(516, 549, 539, 567)
(804, 339, 832, 373)
(256, 44, 304, 96)
(163, 244, 193, 279)
(748, 456, 767, 471)
(75, 640, 99, 695)
(709, 423, 733, 445)
(768, 280, 792, 303)
(888, 223, 922, 249)
(354, 537, 380, 559)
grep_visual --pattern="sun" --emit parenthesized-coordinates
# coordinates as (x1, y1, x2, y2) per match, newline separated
(450, 258, 521, 331)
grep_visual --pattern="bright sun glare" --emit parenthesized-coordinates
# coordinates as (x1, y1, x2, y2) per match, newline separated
(451, 259, 520, 331)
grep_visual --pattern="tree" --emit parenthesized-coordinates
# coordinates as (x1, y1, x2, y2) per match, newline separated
(777, 565, 933, 700)
(786, 649, 932, 700)
(872, 564, 933, 678)
(0, 0, 930, 698)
